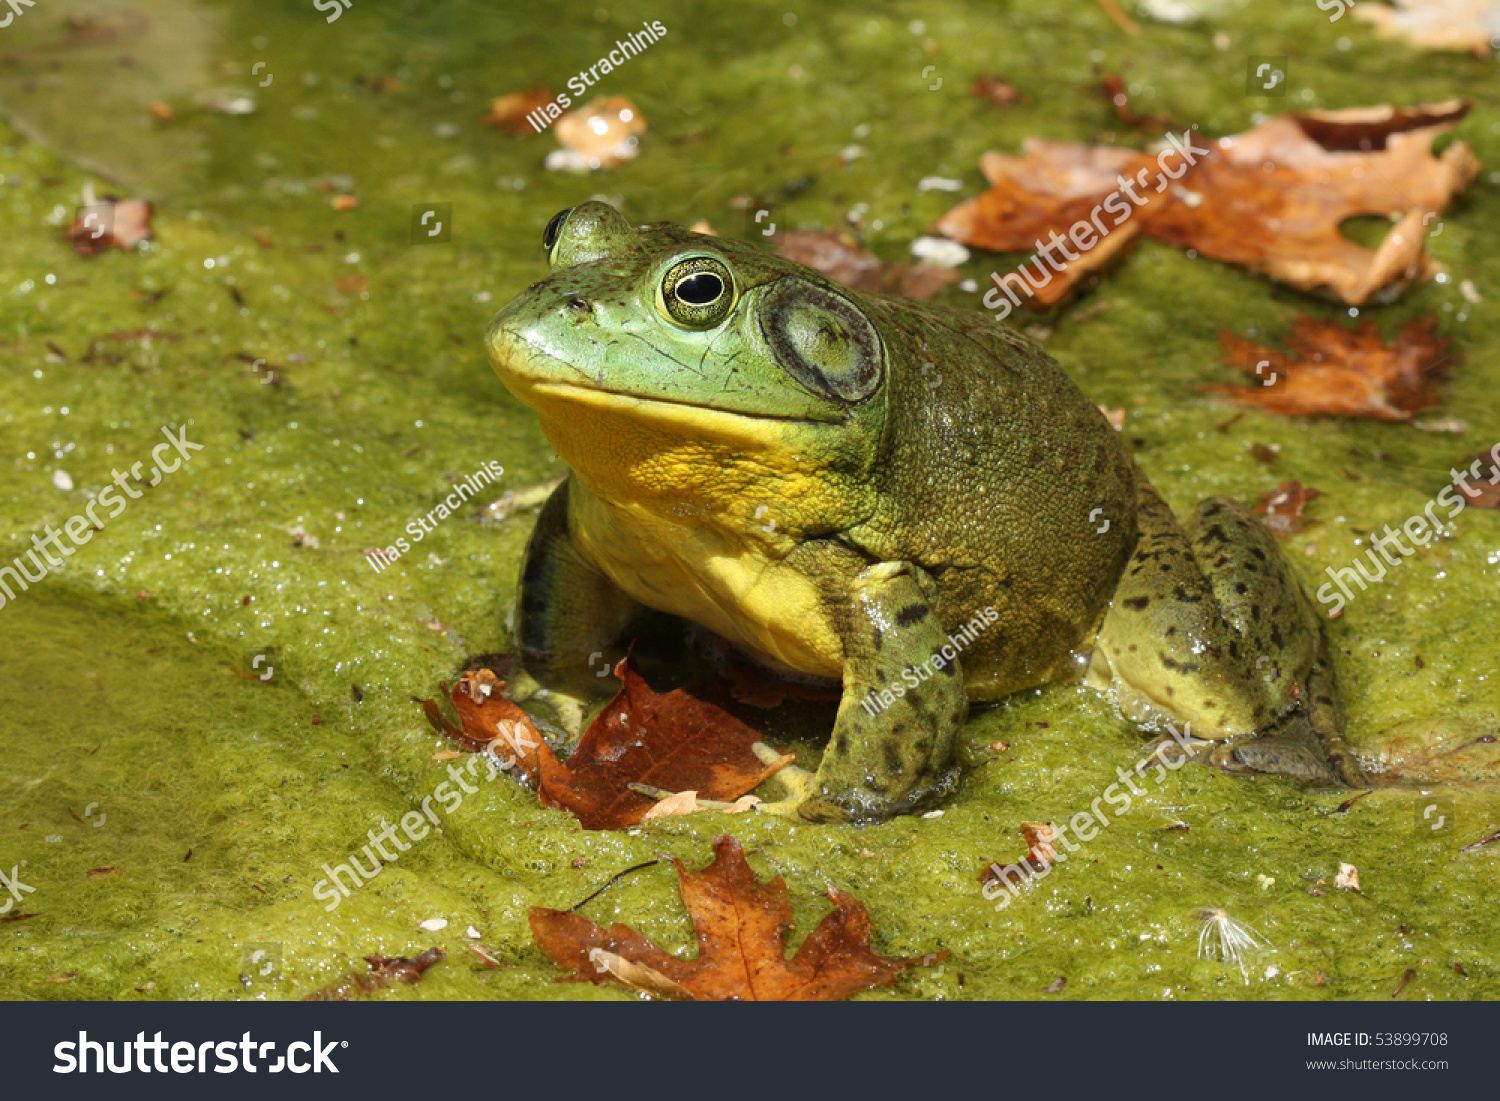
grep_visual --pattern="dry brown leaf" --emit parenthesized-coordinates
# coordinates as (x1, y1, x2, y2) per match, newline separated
(970, 74, 1030, 108)
(979, 820, 1058, 892)
(935, 141, 1161, 306)
(1256, 479, 1323, 535)
(1355, 0, 1499, 52)
(413, 668, 545, 784)
(530, 835, 945, 1000)
(938, 101, 1479, 309)
(1145, 102, 1478, 304)
(66, 199, 153, 255)
(775, 229, 959, 300)
(483, 85, 554, 134)
(1207, 315, 1454, 420)
(1455, 448, 1500, 508)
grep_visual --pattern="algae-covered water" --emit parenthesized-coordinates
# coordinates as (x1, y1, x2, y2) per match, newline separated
(1, 0, 1497, 1001)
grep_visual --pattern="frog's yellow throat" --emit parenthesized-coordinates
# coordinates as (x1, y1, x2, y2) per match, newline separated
(515, 379, 873, 539)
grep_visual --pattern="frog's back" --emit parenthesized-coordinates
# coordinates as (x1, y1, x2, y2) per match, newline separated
(845, 293, 1139, 699)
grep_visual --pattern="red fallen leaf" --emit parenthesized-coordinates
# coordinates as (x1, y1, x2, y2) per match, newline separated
(483, 85, 555, 134)
(1454, 449, 1500, 508)
(418, 656, 791, 830)
(979, 820, 1057, 892)
(1207, 316, 1454, 421)
(530, 835, 946, 1000)
(302, 947, 445, 1001)
(1256, 479, 1322, 536)
(66, 199, 153, 256)
(534, 656, 791, 830)
(774, 230, 959, 300)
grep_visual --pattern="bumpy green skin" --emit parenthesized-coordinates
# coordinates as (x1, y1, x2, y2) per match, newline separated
(486, 201, 1362, 821)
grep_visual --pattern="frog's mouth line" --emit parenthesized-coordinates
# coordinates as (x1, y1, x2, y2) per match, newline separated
(524, 379, 847, 427)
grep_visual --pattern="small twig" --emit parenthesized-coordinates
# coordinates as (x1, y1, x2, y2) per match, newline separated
(1094, 0, 1142, 35)
(569, 859, 661, 913)
(1460, 829, 1500, 853)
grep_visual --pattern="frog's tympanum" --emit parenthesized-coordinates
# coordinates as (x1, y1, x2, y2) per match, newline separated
(486, 201, 1366, 822)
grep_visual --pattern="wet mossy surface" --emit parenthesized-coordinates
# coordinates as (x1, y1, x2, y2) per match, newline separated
(0, 0, 1496, 1000)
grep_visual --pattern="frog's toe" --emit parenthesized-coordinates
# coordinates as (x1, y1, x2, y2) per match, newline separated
(750, 751, 850, 823)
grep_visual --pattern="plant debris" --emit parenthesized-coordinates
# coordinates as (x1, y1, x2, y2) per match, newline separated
(1355, 0, 1499, 52)
(302, 947, 446, 1000)
(979, 820, 1057, 892)
(1256, 480, 1322, 535)
(66, 199, 153, 255)
(530, 835, 945, 1000)
(1208, 316, 1454, 420)
(483, 85, 555, 134)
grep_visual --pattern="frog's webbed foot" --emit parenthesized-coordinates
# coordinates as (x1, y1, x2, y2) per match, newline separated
(1092, 486, 1367, 788)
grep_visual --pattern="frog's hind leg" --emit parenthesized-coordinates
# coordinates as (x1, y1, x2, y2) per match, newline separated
(1089, 482, 1365, 787)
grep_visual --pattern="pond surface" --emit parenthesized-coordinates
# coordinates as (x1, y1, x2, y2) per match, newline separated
(1, 0, 1497, 1000)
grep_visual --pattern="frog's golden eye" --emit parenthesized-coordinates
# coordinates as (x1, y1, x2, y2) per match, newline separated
(659, 257, 735, 329)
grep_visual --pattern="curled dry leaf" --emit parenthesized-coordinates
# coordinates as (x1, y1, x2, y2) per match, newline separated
(1355, 0, 1500, 52)
(302, 947, 445, 1001)
(549, 95, 646, 171)
(417, 656, 790, 830)
(530, 835, 945, 1000)
(483, 85, 554, 134)
(775, 229, 959, 300)
(1256, 479, 1322, 535)
(66, 199, 153, 255)
(937, 101, 1479, 309)
(1208, 316, 1454, 421)
(979, 820, 1058, 892)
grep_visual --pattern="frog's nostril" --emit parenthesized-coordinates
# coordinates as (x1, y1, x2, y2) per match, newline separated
(566, 297, 592, 314)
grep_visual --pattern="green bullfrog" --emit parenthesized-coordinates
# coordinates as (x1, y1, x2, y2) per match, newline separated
(485, 201, 1366, 822)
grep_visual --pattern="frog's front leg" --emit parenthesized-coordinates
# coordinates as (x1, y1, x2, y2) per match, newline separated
(511, 477, 641, 741)
(768, 559, 966, 823)
(1089, 483, 1366, 787)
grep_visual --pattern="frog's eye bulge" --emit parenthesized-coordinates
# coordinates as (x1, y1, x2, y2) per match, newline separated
(658, 256, 736, 329)
(758, 277, 885, 405)
(541, 207, 572, 259)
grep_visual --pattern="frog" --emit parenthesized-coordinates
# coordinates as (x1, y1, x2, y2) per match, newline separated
(484, 200, 1367, 823)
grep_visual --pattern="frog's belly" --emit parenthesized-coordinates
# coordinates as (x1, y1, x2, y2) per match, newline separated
(569, 490, 844, 679)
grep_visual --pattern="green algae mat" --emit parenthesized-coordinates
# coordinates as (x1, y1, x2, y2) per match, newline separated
(2, 0, 1498, 1002)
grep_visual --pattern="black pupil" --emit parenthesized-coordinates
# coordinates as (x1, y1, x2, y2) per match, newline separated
(676, 272, 723, 305)
(542, 209, 571, 251)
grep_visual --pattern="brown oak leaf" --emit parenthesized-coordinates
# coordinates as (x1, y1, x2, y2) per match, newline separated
(530, 835, 945, 1000)
(774, 229, 959, 300)
(937, 101, 1478, 310)
(1207, 315, 1454, 420)
(1146, 101, 1477, 305)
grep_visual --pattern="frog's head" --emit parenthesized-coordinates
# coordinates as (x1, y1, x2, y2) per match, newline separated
(486, 201, 886, 531)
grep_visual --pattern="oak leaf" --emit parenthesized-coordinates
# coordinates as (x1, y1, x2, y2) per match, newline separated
(417, 658, 790, 830)
(1207, 316, 1454, 420)
(530, 835, 944, 1000)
